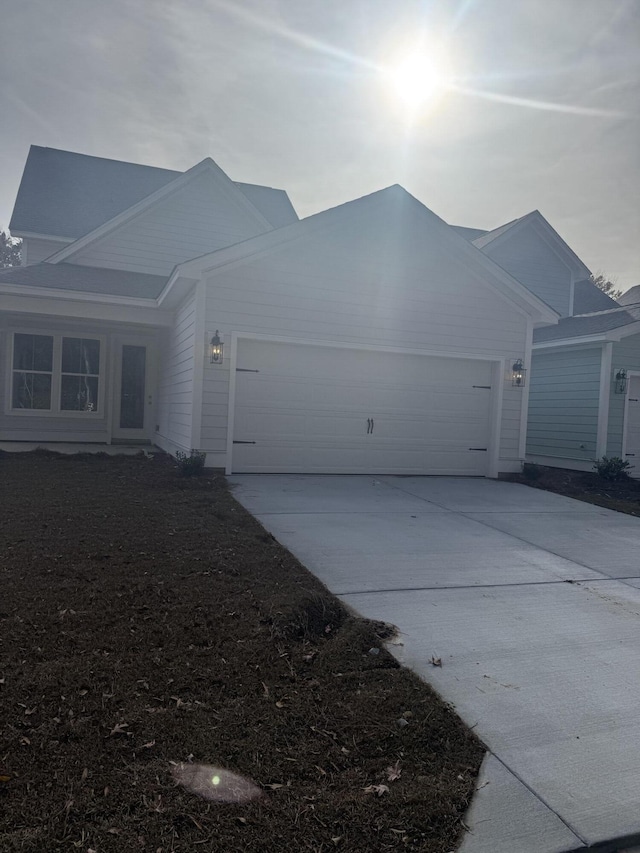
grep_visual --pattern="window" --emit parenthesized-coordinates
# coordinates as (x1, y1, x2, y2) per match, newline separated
(12, 334, 53, 410)
(61, 338, 100, 412)
(10, 333, 102, 415)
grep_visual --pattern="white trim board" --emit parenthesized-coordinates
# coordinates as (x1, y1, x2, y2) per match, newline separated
(596, 342, 613, 459)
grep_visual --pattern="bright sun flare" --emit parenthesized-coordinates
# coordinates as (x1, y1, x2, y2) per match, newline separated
(386, 49, 452, 112)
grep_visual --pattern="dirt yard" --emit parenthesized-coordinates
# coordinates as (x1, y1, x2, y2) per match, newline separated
(510, 464, 640, 517)
(0, 451, 483, 852)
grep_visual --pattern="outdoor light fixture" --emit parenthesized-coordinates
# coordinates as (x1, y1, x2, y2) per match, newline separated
(209, 330, 224, 364)
(614, 368, 627, 394)
(511, 358, 526, 387)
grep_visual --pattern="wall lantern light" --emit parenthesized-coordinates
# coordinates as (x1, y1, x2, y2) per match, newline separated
(614, 368, 627, 394)
(511, 358, 526, 387)
(209, 330, 224, 364)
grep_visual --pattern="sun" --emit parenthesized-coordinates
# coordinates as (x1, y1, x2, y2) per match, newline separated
(383, 47, 453, 113)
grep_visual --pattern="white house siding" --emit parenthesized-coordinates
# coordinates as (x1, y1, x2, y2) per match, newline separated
(199, 211, 530, 471)
(527, 346, 602, 464)
(155, 289, 197, 454)
(68, 174, 270, 276)
(0, 312, 159, 443)
(607, 333, 640, 458)
(483, 227, 572, 317)
(22, 238, 71, 266)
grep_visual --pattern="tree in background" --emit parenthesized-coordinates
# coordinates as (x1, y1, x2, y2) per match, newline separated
(591, 272, 622, 301)
(1, 230, 22, 268)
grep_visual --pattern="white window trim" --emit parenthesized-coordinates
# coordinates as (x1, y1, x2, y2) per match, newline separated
(6, 329, 107, 418)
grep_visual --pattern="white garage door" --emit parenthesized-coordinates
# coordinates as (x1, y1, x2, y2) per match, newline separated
(232, 340, 494, 475)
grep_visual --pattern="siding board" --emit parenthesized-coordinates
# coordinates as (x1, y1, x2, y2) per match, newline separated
(527, 347, 602, 460)
(156, 289, 197, 451)
(70, 174, 270, 275)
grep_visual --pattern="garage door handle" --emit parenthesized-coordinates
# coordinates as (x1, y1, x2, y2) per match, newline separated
(371, 418, 374, 434)
(366, 418, 372, 434)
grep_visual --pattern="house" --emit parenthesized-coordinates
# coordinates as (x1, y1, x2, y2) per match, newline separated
(456, 215, 640, 477)
(0, 145, 557, 476)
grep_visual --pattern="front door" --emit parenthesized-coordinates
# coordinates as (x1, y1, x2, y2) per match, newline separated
(624, 374, 640, 476)
(112, 339, 155, 442)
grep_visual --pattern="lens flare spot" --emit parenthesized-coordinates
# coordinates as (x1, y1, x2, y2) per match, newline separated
(211, 775, 220, 786)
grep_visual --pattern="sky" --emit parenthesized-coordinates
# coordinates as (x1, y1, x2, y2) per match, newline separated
(1, 0, 639, 289)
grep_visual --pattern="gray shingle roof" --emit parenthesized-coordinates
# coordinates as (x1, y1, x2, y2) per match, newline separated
(235, 182, 298, 229)
(472, 217, 523, 249)
(619, 284, 640, 307)
(450, 225, 488, 241)
(573, 279, 620, 314)
(9, 146, 298, 239)
(534, 305, 640, 343)
(0, 262, 166, 299)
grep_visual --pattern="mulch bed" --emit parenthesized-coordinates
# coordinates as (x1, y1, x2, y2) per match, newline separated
(0, 452, 483, 852)
(509, 464, 640, 517)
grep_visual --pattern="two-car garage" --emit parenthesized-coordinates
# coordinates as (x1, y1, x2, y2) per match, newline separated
(230, 339, 496, 476)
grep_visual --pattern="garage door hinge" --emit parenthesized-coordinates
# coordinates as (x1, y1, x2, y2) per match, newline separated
(472, 385, 491, 389)
(233, 440, 256, 444)
(469, 447, 488, 451)
(236, 368, 260, 373)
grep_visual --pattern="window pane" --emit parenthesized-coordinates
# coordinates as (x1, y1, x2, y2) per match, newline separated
(120, 345, 146, 428)
(62, 338, 100, 375)
(12, 372, 52, 409)
(13, 334, 53, 372)
(60, 375, 99, 412)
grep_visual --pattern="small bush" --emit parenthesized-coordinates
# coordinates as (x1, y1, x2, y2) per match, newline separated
(593, 456, 633, 481)
(522, 462, 542, 481)
(175, 449, 207, 477)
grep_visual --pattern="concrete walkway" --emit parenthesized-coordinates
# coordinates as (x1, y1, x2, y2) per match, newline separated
(230, 475, 640, 853)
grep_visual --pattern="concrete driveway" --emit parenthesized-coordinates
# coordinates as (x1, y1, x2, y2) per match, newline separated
(229, 475, 640, 853)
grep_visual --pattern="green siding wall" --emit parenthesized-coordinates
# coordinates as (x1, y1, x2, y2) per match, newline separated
(607, 333, 640, 457)
(527, 347, 602, 460)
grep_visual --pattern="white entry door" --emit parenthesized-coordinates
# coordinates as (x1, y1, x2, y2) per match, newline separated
(231, 340, 495, 475)
(112, 338, 156, 442)
(624, 374, 640, 477)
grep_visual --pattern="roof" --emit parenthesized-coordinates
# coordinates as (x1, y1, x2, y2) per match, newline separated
(534, 304, 640, 343)
(619, 284, 640, 307)
(9, 146, 297, 239)
(0, 261, 166, 299)
(472, 217, 522, 249)
(450, 225, 488, 241)
(573, 279, 620, 314)
(234, 181, 298, 229)
(473, 210, 591, 280)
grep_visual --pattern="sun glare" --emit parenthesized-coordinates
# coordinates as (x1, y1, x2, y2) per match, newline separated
(383, 46, 453, 115)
